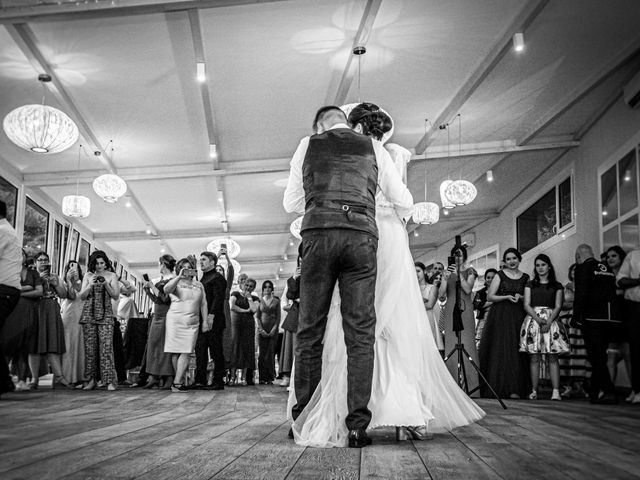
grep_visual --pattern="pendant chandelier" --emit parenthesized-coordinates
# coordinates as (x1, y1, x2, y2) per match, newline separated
(62, 145, 91, 218)
(3, 74, 79, 154)
(441, 114, 476, 207)
(206, 238, 241, 258)
(92, 142, 127, 203)
(290, 216, 303, 240)
(440, 180, 456, 209)
(412, 119, 439, 225)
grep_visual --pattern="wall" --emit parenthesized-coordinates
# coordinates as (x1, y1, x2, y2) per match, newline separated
(417, 97, 640, 285)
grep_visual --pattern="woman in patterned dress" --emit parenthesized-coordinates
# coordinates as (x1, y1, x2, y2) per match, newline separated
(519, 254, 568, 400)
(79, 251, 121, 391)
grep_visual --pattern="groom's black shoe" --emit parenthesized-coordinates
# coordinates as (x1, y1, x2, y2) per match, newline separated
(348, 429, 372, 448)
(288, 428, 294, 439)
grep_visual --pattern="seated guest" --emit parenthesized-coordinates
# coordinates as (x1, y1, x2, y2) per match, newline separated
(163, 257, 207, 392)
(256, 280, 280, 384)
(142, 255, 176, 389)
(79, 251, 121, 391)
(60, 260, 86, 386)
(29, 252, 71, 389)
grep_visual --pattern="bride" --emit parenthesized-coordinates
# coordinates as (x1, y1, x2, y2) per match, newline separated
(288, 103, 485, 447)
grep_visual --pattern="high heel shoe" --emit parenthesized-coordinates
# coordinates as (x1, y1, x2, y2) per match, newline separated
(82, 379, 97, 391)
(52, 376, 72, 389)
(407, 426, 432, 441)
(143, 377, 159, 389)
(395, 427, 410, 441)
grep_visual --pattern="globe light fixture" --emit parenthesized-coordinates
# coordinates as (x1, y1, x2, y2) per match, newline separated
(440, 180, 455, 209)
(290, 216, 303, 240)
(207, 238, 241, 258)
(412, 201, 440, 225)
(445, 179, 477, 206)
(62, 194, 90, 218)
(3, 74, 79, 154)
(93, 173, 127, 203)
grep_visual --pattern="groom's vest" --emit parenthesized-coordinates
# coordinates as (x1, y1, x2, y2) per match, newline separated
(301, 128, 378, 238)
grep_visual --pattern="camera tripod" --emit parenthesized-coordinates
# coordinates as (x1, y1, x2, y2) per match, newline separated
(444, 237, 507, 409)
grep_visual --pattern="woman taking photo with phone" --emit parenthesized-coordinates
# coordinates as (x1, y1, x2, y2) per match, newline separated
(79, 250, 120, 391)
(163, 256, 207, 392)
(29, 252, 71, 389)
(60, 260, 86, 386)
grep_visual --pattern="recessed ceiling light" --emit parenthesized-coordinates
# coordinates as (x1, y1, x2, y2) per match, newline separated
(196, 62, 206, 82)
(209, 144, 217, 158)
(513, 33, 525, 53)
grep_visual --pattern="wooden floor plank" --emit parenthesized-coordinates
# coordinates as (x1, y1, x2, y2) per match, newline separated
(285, 447, 361, 480)
(359, 430, 430, 480)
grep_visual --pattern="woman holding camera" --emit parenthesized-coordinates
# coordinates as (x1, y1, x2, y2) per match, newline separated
(163, 257, 208, 392)
(60, 260, 86, 386)
(79, 251, 120, 391)
(28, 252, 71, 389)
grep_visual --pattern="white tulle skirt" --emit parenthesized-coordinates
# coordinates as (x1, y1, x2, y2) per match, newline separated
(287, 206, 485, 448)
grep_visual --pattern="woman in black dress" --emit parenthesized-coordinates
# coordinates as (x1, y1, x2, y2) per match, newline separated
(479, 247, 530, 399)
(141, 254, 176, 389)
(229, 277, 259, 385)
(256, 280, 281, 384)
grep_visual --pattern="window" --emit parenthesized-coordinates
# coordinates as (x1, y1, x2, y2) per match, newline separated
(467, 245, 499, 291)
(600, 147, 640, 252)
(23, 197, 49, 258)
(78, 239, 90, 272)
(52, 221, 63, 274)
(0, 175, 18, 227)
(516, 174, 574, 255)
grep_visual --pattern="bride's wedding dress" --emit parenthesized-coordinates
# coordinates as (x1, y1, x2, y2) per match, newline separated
(287, 143, 485, 448)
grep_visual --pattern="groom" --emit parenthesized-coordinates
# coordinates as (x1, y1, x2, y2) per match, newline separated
(283, 105, 412, 447)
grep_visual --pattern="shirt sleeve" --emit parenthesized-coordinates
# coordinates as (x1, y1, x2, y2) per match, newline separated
(283, 136, 310, 214)
(373, 140, 414, 220)
(617, 254, 632, 280)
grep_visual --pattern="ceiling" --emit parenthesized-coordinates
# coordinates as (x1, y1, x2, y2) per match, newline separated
(1, 0, 639, 286)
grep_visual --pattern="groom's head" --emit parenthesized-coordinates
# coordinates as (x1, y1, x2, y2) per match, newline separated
(312, 106, 347, 134)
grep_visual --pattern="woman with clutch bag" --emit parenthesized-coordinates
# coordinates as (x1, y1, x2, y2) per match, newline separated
(520, 254, 568, 401)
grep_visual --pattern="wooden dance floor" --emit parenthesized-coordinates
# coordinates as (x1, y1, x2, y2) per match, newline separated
(1, 384, 639, 480)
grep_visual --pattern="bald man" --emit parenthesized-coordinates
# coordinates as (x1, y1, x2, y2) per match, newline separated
(573, 244, 621, 404)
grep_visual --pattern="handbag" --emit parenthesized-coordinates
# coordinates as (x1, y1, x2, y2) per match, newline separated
(281, 301, 299, 333)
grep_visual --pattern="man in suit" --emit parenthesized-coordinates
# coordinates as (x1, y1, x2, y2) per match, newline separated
(284, 106, 413, 447)
(195, 250, 227, 390)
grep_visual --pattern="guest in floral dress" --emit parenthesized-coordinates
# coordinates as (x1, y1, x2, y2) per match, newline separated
(520, 254, 568, 401)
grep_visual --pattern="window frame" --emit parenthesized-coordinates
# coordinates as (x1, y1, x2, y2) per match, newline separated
(513, 165, 576, 258)
(0, 175, 18, 227)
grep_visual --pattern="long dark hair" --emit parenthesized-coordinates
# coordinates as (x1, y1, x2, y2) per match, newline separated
(348, 103, 392, 140)
(532, 253, 557, 288)
(88, 250, 113, 273)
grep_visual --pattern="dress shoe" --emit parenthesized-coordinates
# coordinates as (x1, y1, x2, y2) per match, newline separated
(631, 392, 640, 404)
(593, 393, 618, 405)
(107, 383, 117, 391)
(407, 426, 432, 440)
(288, 428, 294, 439)
(348, 429, 372, 448)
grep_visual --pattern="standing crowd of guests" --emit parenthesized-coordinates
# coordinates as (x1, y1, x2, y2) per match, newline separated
(415, 242, 640, 405)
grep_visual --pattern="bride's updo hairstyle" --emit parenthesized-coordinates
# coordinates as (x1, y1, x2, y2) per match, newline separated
(348, 102, 393, 141)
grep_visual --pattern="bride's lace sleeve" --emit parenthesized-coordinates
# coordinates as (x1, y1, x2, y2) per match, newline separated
(377, 143, 412, 208)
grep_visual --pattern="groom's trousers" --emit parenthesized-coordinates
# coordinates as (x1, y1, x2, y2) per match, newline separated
(292, 229, 378, 430)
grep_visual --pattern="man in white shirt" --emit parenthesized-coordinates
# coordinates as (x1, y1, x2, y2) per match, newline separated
(284, 105, 413, 448)
(617, 249, 640, 403)
(0, 200, 23, 398)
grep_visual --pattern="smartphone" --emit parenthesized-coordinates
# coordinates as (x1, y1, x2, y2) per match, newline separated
(143, 273, 150, 282)
(221, 243, 227, 249)
(447, 256, 456, 267)
(39, 262, 51, 275)
(182, 268, 197, 277)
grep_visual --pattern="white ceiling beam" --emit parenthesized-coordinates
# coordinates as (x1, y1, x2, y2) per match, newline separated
(0, 0, 291, 23)
(94, 223, 292, 241)
(6, 23, 175, 259)
(414, 0, 550, 154)
(331, 0, 382, 106)
(23, 139, 579, 187)
(517, 39, 640, 145)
